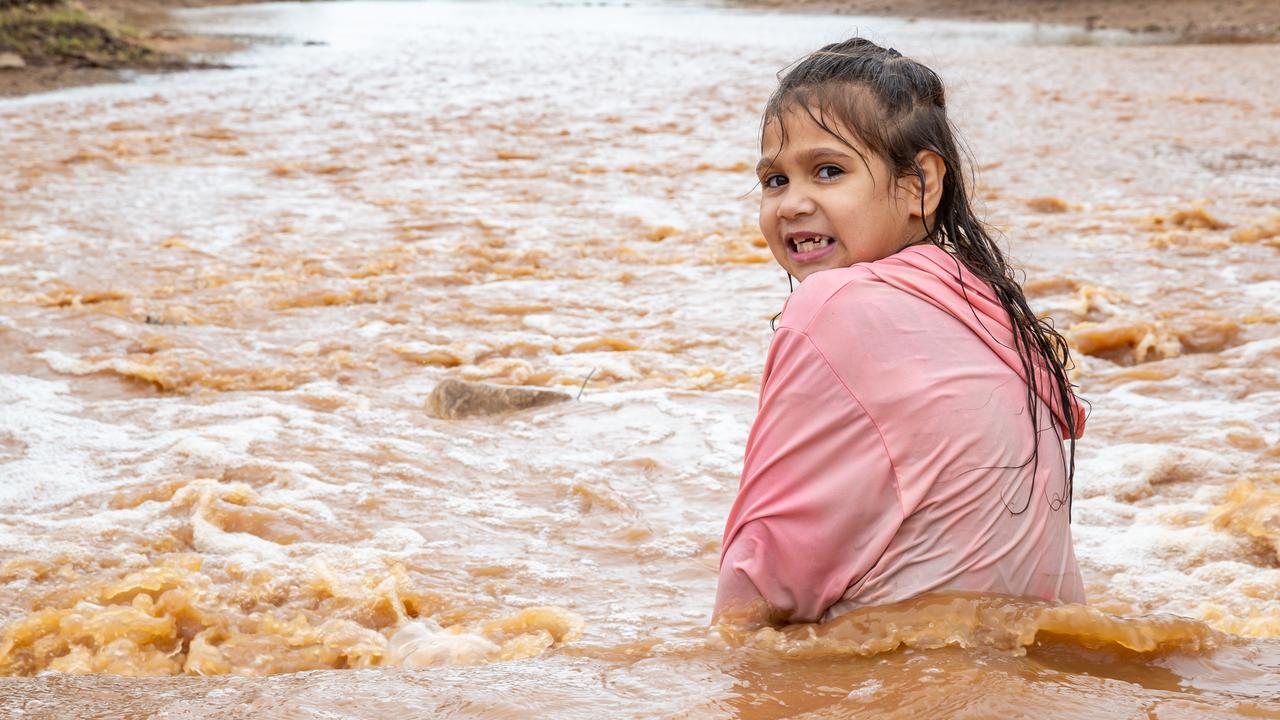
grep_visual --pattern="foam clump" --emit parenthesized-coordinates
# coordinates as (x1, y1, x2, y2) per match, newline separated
(1075, 444, 1232, 502)
(716, 592, 1220, 659)
(387, 620, 501, 667)
(1024, 196, 1071, 213)
(1067, 320, 1182, 365)
(0, 553, 585, 677)
(1208, 480, 1280, 564)
(387, 606, 585, 668)
(1146, 207, 1231, 231)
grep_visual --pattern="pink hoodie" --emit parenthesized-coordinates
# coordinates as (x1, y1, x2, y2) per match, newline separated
(717, 245, 1087, 623)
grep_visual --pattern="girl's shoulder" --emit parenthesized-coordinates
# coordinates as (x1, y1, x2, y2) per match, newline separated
(775, 264, 879, 332)
(776, 245, 959, 335)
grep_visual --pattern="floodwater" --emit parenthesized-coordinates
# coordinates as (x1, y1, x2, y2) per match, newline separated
(1, 1, 1279, 717)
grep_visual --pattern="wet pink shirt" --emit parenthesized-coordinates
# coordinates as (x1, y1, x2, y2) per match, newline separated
(717, 245, 1087, 623)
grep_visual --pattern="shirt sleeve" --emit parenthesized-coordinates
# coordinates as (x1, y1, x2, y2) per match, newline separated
(716, 327, 903, 623)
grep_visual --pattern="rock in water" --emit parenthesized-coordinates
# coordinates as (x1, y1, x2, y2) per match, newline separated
(0, 53, 26, 70)
(427, 378, 571, 419)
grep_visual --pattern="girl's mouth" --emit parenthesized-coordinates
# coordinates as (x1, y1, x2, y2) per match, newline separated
(787, 234, 837, 262)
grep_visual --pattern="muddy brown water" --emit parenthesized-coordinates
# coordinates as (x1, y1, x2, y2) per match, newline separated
(1, 1, 1278, 717)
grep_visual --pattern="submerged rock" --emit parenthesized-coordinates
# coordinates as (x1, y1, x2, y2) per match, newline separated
(426, 378, 570, 419)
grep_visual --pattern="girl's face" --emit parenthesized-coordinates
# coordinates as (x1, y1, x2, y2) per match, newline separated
(757, 110, 923, 282)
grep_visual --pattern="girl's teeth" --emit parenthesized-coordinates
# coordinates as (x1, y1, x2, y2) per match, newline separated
(795, 237, 832, 253)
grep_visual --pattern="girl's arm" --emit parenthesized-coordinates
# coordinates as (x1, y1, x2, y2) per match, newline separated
(715, 327, 903, 625)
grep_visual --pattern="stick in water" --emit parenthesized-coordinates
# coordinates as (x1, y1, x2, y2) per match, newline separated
(576, 368, 597, 401)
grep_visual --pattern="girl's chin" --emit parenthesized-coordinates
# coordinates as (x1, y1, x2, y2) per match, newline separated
(769, 246, 850, 282)
(787, 256, 847, 282)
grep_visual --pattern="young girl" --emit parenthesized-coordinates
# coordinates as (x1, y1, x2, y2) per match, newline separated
(715, 38, 1087, 626)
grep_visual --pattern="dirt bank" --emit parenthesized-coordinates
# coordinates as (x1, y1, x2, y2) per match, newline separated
(0, 0, 243, 98)
(727, 0, 1280, 43)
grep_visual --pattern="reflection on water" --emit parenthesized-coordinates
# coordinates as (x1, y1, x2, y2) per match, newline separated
(0, 0, 1278, 716)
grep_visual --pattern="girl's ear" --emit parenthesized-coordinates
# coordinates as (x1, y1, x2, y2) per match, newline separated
(904, 150, 946, 219)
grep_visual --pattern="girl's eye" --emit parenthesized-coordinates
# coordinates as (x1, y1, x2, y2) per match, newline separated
(763, 174, 788, 189)
(817, 165, 844, 180)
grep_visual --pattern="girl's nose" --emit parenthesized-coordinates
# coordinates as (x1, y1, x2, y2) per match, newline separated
(777, 187, 816, 219)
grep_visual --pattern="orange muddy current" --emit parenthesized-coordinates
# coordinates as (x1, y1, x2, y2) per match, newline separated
(1, 2, 1279, 718)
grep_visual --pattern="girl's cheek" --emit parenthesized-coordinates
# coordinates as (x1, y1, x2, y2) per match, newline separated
(758, 202, 775, 231)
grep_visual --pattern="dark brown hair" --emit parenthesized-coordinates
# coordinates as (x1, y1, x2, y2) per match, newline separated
(761, 38, 1081, 512)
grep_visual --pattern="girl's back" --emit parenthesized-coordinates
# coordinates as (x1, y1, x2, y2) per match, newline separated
(720, 246, 1084, 623)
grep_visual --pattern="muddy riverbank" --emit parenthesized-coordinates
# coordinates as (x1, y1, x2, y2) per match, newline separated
(0, 0, 244, 97)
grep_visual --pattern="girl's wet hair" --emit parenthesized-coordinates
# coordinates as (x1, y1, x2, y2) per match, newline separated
(761, 37, 1081, 513)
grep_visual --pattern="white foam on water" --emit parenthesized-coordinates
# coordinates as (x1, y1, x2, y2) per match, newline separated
(0, 373, 133, 510)
(370, 527, 427, 554)
(387, 619, 500, 668)
(1074, 443, 1237, 501)
(846, 679, 883, 700)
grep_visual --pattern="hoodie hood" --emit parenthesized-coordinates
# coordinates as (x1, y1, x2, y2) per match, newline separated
(864, 244, 1086, 440)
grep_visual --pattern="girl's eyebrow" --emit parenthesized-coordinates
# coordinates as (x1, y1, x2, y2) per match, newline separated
(756, 146, 855, 176)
